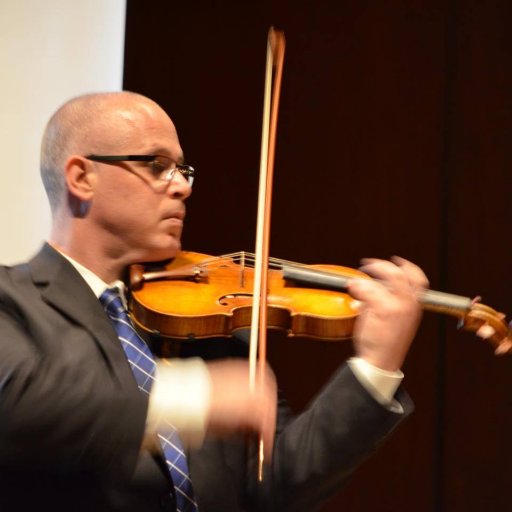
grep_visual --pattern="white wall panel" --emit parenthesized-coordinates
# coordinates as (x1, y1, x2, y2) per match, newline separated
(0, 0, 126, 263)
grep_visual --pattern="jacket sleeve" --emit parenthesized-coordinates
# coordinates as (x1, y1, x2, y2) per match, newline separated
(261, 364, 413, 511)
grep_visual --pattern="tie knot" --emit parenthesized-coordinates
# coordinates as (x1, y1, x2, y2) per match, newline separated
(99, 287, 127, 318)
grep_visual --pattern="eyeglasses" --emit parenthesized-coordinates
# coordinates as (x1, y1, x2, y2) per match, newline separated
(85, 154, 195, 191)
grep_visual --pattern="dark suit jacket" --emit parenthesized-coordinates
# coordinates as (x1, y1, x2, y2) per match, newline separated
(0, 244, 413, 511)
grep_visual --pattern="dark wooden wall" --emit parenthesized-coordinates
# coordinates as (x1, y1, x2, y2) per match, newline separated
(123, 1, 512, 510)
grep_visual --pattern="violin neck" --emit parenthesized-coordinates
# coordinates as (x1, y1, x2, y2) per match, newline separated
(281, 265, 472, 318)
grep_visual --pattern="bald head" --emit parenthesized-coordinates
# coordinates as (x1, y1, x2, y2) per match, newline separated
(40, 91, 173, 213)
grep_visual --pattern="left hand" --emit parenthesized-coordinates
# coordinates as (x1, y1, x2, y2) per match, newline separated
(347, 256, 428, 372)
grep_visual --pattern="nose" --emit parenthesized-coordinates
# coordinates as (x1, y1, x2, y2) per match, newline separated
(165, 171, 192, 200)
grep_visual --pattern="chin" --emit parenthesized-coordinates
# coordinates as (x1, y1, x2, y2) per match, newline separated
(142, 238, 181, 263)
(130, 229, 182, 263)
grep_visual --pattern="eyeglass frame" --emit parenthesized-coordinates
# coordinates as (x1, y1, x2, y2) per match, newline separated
(84, 154, 195, 188)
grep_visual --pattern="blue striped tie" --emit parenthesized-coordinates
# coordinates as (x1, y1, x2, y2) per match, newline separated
(100, 287, 198, 512)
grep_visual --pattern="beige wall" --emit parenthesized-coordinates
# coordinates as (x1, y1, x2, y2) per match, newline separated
(0, 0, 126, 264)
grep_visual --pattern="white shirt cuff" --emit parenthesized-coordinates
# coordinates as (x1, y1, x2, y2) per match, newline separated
(347, 357, 404, 413)
(146, 357, 211, 448)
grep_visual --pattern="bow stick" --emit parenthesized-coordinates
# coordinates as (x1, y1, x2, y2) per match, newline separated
(249, 27, 286, 481)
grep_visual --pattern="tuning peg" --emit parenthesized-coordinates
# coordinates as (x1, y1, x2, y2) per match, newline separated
(476, 324, 496, 340)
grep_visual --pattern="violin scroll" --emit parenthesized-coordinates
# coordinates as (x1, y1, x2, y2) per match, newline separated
(459, 300, 512, 355)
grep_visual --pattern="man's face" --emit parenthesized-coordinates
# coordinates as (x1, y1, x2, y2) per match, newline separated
(86, 100, 192, 263)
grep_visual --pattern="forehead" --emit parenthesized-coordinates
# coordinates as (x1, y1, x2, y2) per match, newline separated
(101, 100, 182, 157)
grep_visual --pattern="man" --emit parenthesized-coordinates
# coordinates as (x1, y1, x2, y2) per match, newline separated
(0, 91, 427, 511)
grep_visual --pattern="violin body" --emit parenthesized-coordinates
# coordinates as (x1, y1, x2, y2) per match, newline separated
(129, 251, 365, 341)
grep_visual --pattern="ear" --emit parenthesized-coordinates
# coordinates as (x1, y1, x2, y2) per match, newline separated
(64, 156, 95, 201)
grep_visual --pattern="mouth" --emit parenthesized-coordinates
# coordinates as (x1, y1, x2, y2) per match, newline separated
(161, 209, 185, 236)
(162, 217, 184, 232)
(164, 217, 183, 233)
(163, 209, 185, 222)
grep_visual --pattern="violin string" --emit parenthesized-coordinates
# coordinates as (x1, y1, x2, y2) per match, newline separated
(187, 252, 476, 313)
(197, 251, 359, 281)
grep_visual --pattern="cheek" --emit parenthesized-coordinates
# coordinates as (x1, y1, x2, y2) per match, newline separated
(121, 199, 161, 231)
(92, 184, 160, 231)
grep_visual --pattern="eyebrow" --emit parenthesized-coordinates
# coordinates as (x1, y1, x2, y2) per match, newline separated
(151, 147, 185, 165)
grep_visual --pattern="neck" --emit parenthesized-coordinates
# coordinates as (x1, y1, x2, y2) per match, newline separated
(48, 239, 127, 283)
(49, 218, 134, 283)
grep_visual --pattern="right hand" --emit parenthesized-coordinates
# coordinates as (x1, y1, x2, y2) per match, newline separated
(206, 360, 277, 459)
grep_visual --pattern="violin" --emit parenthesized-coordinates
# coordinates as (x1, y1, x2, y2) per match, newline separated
(128, 251, 512, 353)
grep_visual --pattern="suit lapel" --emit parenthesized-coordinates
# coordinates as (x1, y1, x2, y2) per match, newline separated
(28, 244, 136, 387)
